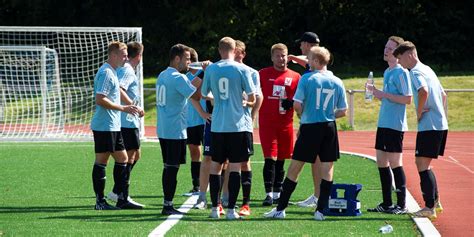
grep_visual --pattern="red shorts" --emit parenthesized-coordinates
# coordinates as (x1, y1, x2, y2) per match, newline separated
(259, 121, 294, 160)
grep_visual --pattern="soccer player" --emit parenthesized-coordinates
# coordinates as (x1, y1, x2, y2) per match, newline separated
(201, 37, 256, 219)
(288, 32, 320, 74)
(107, 41, 145, 208)
(233, 40, 263, 216)
(289, 31, 323, 208)
(264, 46, 347, 221)
(90, 41, 141, 210)
(156, 43, 202, 215)
(393, 41, 448, 220)
(367, 36, 412, 215)
(184, 48, 209, 195)
(258, 43, 301, 206)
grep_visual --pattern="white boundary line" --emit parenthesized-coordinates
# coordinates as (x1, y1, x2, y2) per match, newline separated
(148, 195, 199, 237)
(342, 151, 441, 237)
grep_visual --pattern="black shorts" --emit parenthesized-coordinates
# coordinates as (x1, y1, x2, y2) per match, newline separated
(292, 121, 339, 163)
(415, 130, 448, 158)
(186, 124, 204, 145)
(93, 131, 125, 153)
(211, 131, 254, 164)
(121, 127, 140, 150)
(203, 122, 212, 156)
(159, 138, 187, 166)
(375, 127, 404, 153)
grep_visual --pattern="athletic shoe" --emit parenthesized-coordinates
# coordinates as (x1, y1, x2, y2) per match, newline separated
(209, 207, 220, 219)
(435, 198, 443, 214)
(107, 192, 144, 207)
(116, 200, 144, 209)
(263, 208, 286, 219)
(314, 210, 325, 221)
(411, 207, 437, 220)
(95, 200, 120, 210)
(367, 203, 392, 213)
(107, 191, 118, 202)
(161, 206, 183, 215)
(127, 197, 145, 208)
(226, 209, 241, 220)
(262, 195, 273, 206)
(387, 205, 408, 215)
(239, 204, 251, 216)
(193, 199, 207, 210)
(272, 198, 280, 205)
(218, 204, 226, 216)
(296, 195, 318, 208)
(183, 187, 200, 197)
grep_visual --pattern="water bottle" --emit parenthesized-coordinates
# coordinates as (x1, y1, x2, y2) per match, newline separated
(279, 88, 287, 115)
(126, 97, 140, 121)
(365, 71, 374, 102)
(189, 62, 203, 70)
(379, 224, 393, 234)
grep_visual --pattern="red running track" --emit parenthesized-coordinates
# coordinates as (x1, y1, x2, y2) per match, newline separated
(145, 127, 473, 236)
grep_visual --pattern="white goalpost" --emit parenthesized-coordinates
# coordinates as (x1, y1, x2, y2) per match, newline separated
(0, 27, 143, 141)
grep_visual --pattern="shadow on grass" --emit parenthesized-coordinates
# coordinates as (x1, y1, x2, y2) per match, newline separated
(0, 205, 92, 213)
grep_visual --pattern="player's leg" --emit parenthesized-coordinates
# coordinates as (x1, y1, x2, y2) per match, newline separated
(195, 121, 212, 209)
(187, 125, 204, 193)
(239, 160, 252, 215)
(314, 161, 334, 221)
(388, 152, 407, 214)
(260, 122, 277, 205)
(274, 125, 293, 204)
(160, 139, 185, 215)
(209, 132, 226, 218)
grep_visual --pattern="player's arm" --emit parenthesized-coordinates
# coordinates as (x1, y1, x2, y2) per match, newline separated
(373, 87, 412, 105)
(294, 101, 303, 119)
(189, 77, 203, 101)
(335, 108, 347, 118)
(96, 94, 138, 114)
(120, 88, 133, 105)
(245, 93, 256, 107)
(190, 98, 211, 122)
(251, 94, 263, 122)
(288, 55, 308, 68)
(416, 86, 429, 121)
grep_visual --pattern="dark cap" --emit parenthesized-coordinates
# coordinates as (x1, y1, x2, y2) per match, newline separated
(295, 32, 320, 44)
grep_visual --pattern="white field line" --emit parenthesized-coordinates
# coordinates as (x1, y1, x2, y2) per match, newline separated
(148, 195, 199, 237)
(341, 150, 441, 237)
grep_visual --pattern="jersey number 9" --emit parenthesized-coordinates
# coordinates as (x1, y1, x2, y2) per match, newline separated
(218, 77, 229, 100)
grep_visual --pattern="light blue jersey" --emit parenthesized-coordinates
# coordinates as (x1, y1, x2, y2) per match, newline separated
(293, 70, 347, 124)
(118, 62, 140, 129)
(410, 62, 448, 131)
(90, 63, 121, 131)
(156, 67, 197, 139)
(185, 70, 206, 127)
(378, 64, 412, 131)
(242, 64, 261, 119)
(201, 59, 256, 132)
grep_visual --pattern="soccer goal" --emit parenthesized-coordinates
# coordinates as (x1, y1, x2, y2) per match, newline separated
(0, 27, 143, 141)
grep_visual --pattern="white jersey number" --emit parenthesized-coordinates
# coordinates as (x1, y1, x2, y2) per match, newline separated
(156, 85, 166, 106)
(316, 88, 334, 110)
(218, 77, 229, 100)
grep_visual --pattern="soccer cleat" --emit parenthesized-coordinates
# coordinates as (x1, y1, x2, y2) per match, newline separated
(435, 198, 443, 214)
(239, 204, 251, 216)
(314, 210, 325, 221)
(263, 207, 286, 219)
(262, 195, 273, 206)
(226, 209, 242, 220)
(107, 192, 118, 202)
(95, 200, 120, 210)
(411, 207, 437, 220)
(367, 203, 392, 213)
(183, 187, 200, 197)
(209, 207, 220, 219)
(193, 199, 207, 210)
(218, 204, 226, 216)
(127, 197, 145, 208)
(386, 205, 408, 215)
(116, 200, 144, 209)
(296, 195, 318, 208)
(161, 206, 183, 215)
(272, 198, 280, 205)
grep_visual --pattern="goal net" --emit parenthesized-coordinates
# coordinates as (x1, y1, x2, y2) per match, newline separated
(0, 27, 143, 141)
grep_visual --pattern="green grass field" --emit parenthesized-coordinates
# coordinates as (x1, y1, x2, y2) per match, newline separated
(0, 142, 419, 236)
(143, 75, 474, 131)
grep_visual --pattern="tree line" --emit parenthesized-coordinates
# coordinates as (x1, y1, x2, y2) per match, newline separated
(1, 0, 472, 77)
